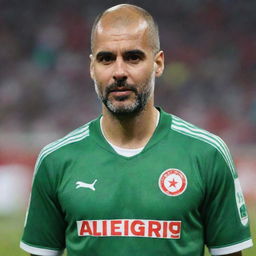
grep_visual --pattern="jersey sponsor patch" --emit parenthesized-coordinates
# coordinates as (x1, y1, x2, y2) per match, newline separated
(234, 178, 248, 226)
(77, 219, 181, 239)
(159, 169, 187, 196)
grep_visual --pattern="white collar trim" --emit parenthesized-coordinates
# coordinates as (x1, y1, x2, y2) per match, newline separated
(100, 110, 160, 157)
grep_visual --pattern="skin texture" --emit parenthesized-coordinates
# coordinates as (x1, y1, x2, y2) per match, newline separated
(90, 4, 164, 149)
(91, 4, 160, 54)
(29, 4, 244, 256)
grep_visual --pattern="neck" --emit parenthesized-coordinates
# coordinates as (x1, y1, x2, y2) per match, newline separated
(101, 102, 158, 149)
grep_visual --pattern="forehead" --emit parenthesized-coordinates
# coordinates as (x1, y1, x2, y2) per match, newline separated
(93, 19, 152, 54)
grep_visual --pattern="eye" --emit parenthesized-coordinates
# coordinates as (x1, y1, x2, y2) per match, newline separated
(126, 54, 141, 63)
(100, 55, 115, 64)
(96, 53, 115, 65)
(124, 50, 145, 64)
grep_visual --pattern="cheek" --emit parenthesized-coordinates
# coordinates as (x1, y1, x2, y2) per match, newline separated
(94, 80, 105, 98)
(93, 66, 112, 85)
(130, 65, 154, 84)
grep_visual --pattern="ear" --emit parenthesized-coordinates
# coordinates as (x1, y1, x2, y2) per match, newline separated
(154, 51, 164, 77)
(89, 54, 95, 80)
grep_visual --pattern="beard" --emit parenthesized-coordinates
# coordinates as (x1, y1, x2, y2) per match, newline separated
(94, 73, 155, 116)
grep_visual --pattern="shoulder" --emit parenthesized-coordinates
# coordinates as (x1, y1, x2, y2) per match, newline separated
(170, 114, 225, 148)
(169, 114, 236, 175)
(170, 114, 226, 147)
(35, 119, 95, 172)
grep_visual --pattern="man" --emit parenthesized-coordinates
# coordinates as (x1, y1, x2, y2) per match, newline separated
(20, 4, 253, 256)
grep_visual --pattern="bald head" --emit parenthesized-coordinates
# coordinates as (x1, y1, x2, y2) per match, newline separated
(91, 4, 160, 54)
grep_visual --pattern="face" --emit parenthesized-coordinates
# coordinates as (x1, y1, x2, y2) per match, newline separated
(90, 18, 164, 116)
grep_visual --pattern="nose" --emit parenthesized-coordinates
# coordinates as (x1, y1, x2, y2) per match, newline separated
(113, 57, 128, 82)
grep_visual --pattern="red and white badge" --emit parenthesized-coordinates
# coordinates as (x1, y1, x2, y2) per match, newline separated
(159, 169, 187, 196)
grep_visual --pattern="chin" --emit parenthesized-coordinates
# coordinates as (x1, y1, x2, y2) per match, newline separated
(105, 101, 144, 116)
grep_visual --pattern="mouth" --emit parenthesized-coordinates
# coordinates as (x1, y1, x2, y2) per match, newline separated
(108, 86, 135, 97)
(110, 86, 133, 92)
(109, 89, 133, 97)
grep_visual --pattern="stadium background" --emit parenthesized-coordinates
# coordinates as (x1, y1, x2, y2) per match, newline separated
(0, 0, 255, 255)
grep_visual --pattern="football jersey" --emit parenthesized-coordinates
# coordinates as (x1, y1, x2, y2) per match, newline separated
(20, 108, 253, 256)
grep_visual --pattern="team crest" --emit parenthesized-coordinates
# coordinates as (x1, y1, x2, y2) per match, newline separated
(159, 169, 187, 196)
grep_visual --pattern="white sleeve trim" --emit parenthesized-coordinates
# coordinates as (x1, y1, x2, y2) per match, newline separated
(20, 241, 64, 256)
(209, 239, 253, 255)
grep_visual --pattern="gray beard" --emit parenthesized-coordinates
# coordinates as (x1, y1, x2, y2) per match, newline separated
(103, 90, 147, 115)
(94, 74, 155, 116)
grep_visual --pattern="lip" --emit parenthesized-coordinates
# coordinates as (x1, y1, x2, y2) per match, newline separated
(110, 87, 132, 92)
(110, 90, 132, 97)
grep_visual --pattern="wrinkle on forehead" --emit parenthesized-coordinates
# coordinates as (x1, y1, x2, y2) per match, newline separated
(93, 22, 149, 54)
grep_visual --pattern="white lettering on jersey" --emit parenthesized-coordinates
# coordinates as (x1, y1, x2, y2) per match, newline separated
(77, 219, 181, 239)
(76, 179, 97, 191)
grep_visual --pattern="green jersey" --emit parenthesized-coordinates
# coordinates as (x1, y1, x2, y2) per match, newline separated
(20, 108, 252, 256)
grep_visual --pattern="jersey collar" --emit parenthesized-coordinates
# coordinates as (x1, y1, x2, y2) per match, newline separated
(90, 107, 172, 158)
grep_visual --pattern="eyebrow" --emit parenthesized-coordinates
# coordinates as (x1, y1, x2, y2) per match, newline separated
(124, 50, 146, 58)
(95, 49, 146, 59)
(96, 51, 114, 60)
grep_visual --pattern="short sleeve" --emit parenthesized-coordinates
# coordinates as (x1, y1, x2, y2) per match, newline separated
(202, 145, 253, 255)
(20, 156, 66, 256)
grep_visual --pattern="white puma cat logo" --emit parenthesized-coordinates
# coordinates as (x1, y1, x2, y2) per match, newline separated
(76, 179, 97, 191)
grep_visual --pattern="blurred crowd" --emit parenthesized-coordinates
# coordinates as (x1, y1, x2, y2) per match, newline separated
(0, 0, 256, 147)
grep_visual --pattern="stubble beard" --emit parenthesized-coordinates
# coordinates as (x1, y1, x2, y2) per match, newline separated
(94, 73, 155, 117)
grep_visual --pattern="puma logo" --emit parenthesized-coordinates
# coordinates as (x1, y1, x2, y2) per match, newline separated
(76, 179, 97, 191)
